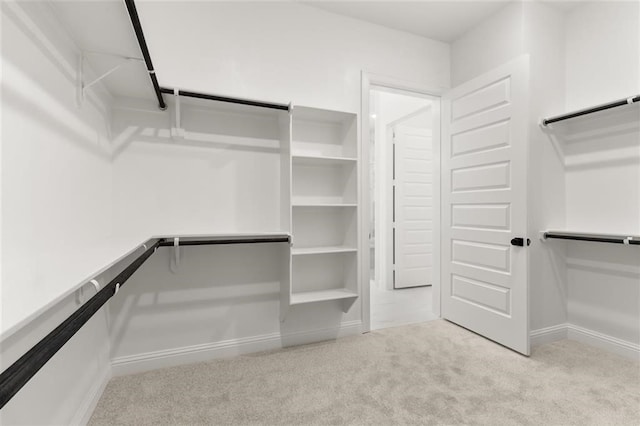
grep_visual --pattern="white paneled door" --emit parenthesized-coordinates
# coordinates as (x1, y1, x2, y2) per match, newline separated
(394, 126, 433, 289)
(441, 56, 530, 355)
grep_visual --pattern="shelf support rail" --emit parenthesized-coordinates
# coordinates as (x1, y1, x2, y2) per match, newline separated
(540, 94, 640, 127)
(541, 231, 640, 245)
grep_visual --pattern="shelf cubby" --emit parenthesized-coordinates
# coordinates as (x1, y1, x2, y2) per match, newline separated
(292, 106, 357, 159)
(292, 156, 356, 205)
(292, 206, 357, 249)
(291, 252, 358, 305)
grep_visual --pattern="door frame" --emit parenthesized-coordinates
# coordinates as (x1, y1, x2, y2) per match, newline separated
(360, 71, 445, 333)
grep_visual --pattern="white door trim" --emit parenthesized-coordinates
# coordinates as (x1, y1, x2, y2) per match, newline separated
(360, 71, 444, 333)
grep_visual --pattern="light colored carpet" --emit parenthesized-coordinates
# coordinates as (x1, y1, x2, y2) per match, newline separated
(90, 320, 640, 425)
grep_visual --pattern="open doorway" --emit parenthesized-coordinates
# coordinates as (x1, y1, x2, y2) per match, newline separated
(369, 87, 440, 330)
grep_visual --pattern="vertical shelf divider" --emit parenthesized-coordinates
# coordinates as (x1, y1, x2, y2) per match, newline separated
(280, 107, 293, 322)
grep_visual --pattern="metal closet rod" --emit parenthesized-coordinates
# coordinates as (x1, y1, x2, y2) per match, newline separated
(123, 0, 166, 110)
(541, 94, 640, 127)
(158, 236, 290, 246)
(0, 234, 290, 409)
(160, 88, 290, 111)
(542, 231, 640, 245)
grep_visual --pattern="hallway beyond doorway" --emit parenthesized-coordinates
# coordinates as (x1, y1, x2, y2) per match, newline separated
(370, 280, 438, 330)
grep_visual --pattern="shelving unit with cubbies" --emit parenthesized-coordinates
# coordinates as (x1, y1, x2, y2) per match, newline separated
(287, 106, 359, 312)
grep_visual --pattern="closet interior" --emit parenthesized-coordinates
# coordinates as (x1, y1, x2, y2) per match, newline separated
(1, 0, 638, 424)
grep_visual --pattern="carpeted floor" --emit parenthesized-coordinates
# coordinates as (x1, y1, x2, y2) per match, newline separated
(90, 320, 640, 425)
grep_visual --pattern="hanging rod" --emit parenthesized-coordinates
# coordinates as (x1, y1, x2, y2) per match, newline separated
(0, 234, 290, 409)
(160, 88, 291, 111)
(541, 231, 640, 245)
(123, 0, 166, 110)
(541, 94, 640, 127)
(158, 235, 290, 247)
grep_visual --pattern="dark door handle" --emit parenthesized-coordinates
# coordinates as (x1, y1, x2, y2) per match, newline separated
(511, 237, 531, 247)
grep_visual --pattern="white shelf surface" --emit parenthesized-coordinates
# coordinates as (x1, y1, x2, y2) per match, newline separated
(290, 288, 359, 305)
(292, 203, 357, 207)
(292, 246, 357, 255)
(292, 154, 357, 165)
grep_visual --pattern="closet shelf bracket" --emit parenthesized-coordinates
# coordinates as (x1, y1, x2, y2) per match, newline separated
(171, 88, 185, 140)
(76, 51, 143, 106)
(170, 237, 180, 273)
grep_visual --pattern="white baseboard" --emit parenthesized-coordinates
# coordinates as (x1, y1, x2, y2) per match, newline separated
(112, 320, 363, 376)
(567, 324, 640, 360)
(530, 323, 568, 347)
(71, 366, 112, 426)
(531, 323, 639, 360)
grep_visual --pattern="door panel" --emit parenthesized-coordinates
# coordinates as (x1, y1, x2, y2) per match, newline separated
(394, 126, 433, 289)
(442, 56, 529, 355)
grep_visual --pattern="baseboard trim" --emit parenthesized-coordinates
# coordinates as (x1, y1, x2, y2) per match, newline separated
(530, 323, 568, 346)
(531, 323, 639, 360)
(567, 324, 640, 360)
(71, 366, 111, 425)
(111, 320, 363, 376)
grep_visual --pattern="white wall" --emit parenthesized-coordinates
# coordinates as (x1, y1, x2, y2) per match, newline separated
(1, 0, 114, 336)
(110, 100, 285, 242)
(562, 0, 640, 345)
(137, 1, 450, 114)
(522, 1, 568, 332)
(451, 2, 524, 87)
(1, 2, 113, 423)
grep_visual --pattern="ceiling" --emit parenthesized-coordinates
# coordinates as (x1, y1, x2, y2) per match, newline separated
(301, 1, 514, 42)
(47, 0, 582, 102)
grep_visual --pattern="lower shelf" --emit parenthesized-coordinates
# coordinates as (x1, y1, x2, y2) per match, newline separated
(292, 246, 357, 255)
(290, 288, 358, 305)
